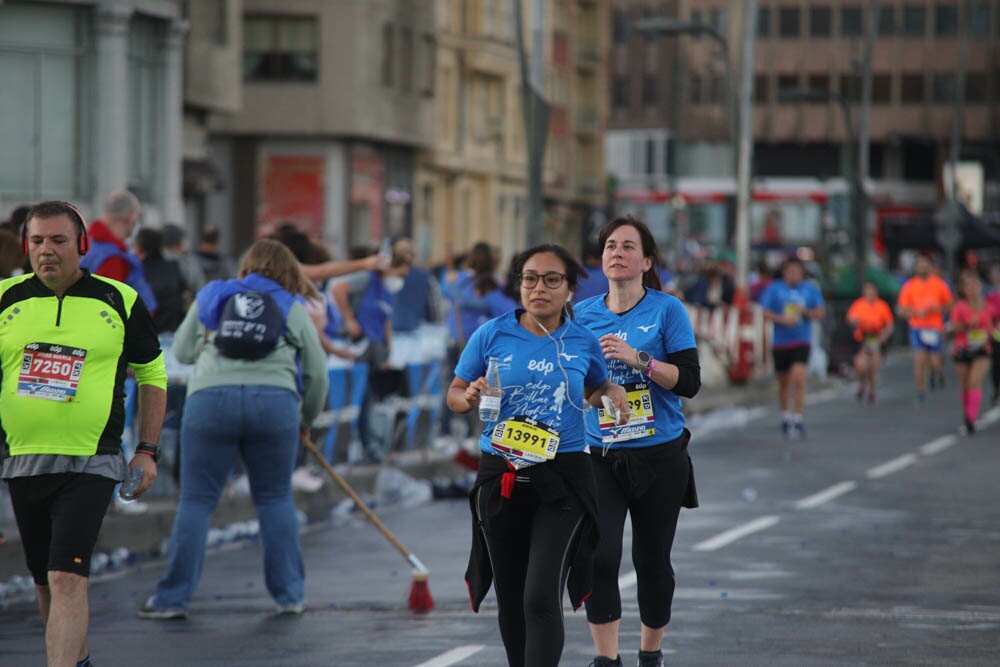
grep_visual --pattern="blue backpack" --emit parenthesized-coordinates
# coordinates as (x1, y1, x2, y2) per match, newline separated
(213, 290, 285, 360)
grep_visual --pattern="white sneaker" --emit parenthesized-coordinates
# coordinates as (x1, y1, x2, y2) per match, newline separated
(114, 496, 149, 515)
(291, 467, 324, 493)
(275, 602, 305, 615)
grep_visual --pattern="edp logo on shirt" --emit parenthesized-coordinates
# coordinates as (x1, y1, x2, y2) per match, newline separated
(527, 359, 555, 374)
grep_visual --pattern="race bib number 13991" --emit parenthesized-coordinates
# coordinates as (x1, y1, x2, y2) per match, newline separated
(17, 342, 87, 402)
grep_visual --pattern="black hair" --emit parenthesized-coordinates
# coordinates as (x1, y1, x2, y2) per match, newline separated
(510, 243, 586, 318)
(598, 215, 663, 291)
(135, 227, 164, 259)
(23, 201, 87, 244)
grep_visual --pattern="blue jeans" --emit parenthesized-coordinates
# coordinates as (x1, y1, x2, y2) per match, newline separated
(153, 385, 303, 610)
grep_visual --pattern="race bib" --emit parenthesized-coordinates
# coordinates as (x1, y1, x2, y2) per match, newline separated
(784, 303, 802, 323)
(489, 416, 560, 469)
(967, 329, 987, 349)
(918, 329, 941, 347)
(599, 382, 656, 444)
(17, 343, 87, 402)
(862, 334, 880, 350)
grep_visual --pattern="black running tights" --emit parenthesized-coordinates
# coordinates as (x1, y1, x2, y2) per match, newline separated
(474, 481, 584, 667)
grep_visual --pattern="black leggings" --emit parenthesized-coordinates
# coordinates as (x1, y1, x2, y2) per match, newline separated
(585, 444, 691, 629)
(991, 348, 1000, 396)
(474, 480, 585, 667)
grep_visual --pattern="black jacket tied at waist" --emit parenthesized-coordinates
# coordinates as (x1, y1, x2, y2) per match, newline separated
(593, 428, 698, 508)
(465, 451, 599, 612)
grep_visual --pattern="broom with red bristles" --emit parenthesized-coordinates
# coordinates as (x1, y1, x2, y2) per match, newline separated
(301, 435, 434, 612)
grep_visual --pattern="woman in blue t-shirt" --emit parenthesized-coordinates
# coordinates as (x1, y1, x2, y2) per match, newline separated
(448, 244, 629, 667)
(575, 217, 702, 667)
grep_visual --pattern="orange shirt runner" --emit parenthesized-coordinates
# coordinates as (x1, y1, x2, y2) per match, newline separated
(897, 275, 953, 331)
(846, 297, 894, 343)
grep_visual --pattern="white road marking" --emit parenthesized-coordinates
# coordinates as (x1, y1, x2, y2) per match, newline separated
(805, 387, 843, 406)
(693, 515, 781, 552)
(794, 481, 858, 510)
(413, 645, 486, 667)
(618, 570, 638, 591)
(866, 453, 919, 479)
(920, 434, 958, 456)
(981, 406, 1000, 426)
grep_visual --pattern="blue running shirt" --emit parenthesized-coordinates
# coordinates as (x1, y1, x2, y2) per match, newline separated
(455, 310, 608, 456)
(575, 289, 697, 449)
(759, 279, 824, 348)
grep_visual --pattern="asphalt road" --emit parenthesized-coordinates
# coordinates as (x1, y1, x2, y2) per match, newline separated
(2, 354, 998, 666)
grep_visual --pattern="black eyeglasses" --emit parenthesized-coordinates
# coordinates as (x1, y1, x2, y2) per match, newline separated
(519, 272, 567, 289)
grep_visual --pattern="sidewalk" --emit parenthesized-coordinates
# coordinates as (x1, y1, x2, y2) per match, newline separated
(0, 377, 783, 581)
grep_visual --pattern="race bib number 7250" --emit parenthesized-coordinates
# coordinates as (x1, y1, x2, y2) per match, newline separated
(17, 343, 87, 402)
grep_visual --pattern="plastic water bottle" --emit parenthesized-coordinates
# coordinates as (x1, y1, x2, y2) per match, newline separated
(377, 237, 392, 270)
(479, 357, 502, 422)
(118, 467, 144, 501)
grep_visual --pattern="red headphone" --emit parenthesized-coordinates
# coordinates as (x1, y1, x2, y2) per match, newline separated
(20, 201, 90, 256)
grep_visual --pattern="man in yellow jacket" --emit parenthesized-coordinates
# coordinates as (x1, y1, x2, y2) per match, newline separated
(1, 201, 166, 667)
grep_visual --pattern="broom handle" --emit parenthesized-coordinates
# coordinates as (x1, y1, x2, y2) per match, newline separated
(300, 435, 415, 562)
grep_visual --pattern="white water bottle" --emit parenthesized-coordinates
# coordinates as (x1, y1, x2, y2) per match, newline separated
(479, 357, 502, 422)
(377, 237, 392, 270)
(119, 467, 144, 500)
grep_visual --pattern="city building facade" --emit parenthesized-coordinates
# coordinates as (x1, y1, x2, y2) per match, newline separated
(0, 0, 185, 224)
(415, 0, 609, 266)
(205, 0, 436, 256)
(607, 0, 999, 259)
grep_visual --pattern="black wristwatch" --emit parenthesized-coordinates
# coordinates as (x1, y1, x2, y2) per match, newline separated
(135, 441, 161, 463)
(636, 350, 652, 373)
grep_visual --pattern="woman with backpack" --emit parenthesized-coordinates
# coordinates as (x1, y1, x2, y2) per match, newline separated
(138, 239, 328, 619)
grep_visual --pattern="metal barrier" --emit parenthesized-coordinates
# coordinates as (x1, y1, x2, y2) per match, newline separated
(124, 326, 449, 487)
(684, 303, 772, 382)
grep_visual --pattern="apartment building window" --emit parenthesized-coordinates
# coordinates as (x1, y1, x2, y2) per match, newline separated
(900, 73, 925, 102)
(758, 7, 771, 37)
(211, 0, 229, 46)
(934, 3, 958, 36)
(613, 10, 629, 43)
(382, 24, 394, 86)
(810, 7, 832, 37)
(690, 74, 702, 104)
(902, 5, 926, 36)
(970, 2, 992, 36)
(840, 74, 862, 102)
(709, 8, 726, 34)
(612, 76, 629, 108)
(807, 74, 831, 95)
(777, 73, 799, 95)
(708, 75, 726, 104)
(872, 74, 892, 103)
(932, 73, 956, 103)
(965, 73, 988, 102)
(243, 15, 318, 81)
(878, 6, 896, 35)
(400, 28, 413, 92)
(754, 74, 770, 104)
(129, 16, 165, 199)
(419, 34, 436, 97)
(642, 76, 658, 106)
(779, 7, 801, 37)
(0, 3, 91, 198)
(841, 6, 863, 36)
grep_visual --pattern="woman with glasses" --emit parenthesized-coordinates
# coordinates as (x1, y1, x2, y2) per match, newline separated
(575, 217, 701, 667)
(448, 244, 630, 667)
